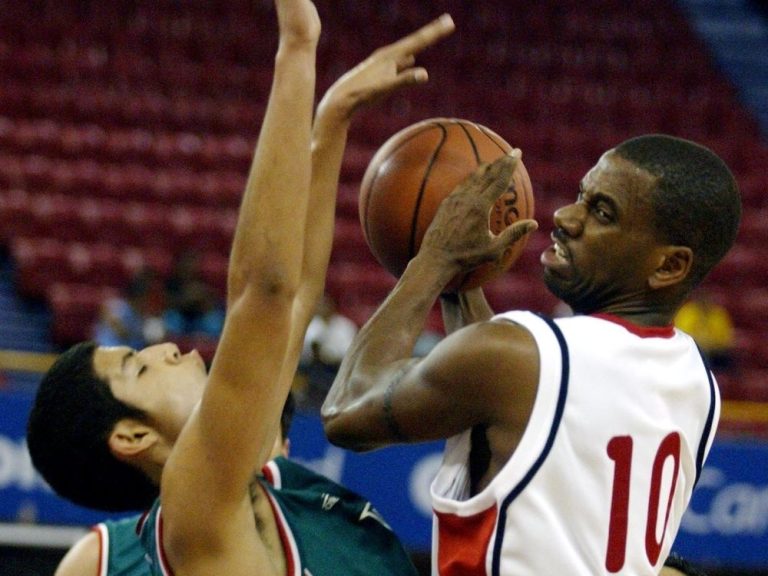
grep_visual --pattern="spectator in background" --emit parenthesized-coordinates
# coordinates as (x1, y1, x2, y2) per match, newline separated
(93, 268, 166, 349)
(413, 328, 442, 357)
(301, 293, 358, 367)
(162, 250, 225, 339)
(674, 288, 735, 370)
(299, 293, 358, 407)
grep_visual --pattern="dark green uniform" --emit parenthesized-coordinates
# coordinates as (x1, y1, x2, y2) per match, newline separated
(139, 457, 418, 575)
(93, 516, 150, 576)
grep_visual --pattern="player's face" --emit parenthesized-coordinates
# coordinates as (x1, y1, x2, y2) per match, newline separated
(541, 150, 662, 314)
(93, 343, 208, 440)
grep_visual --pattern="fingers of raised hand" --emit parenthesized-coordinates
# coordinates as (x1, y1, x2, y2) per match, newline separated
(396, 54, 417, 72)
(465, 154, 518, 206)
(386, 13, 455, 58)
(494, 219, 538, 250)
(275, 0, 321, 45)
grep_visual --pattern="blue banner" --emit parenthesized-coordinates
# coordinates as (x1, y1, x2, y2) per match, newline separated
(0, 390, 131, 526)
(671, 437, 768, 569)
(2, 388, 767, 568)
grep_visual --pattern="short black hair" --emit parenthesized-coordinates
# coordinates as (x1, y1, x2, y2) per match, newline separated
(614, 134, 741, 287)
(664, 552, 709, 576)
(27, 341, 158, 511)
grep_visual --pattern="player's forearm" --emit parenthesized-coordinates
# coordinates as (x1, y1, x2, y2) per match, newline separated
(298, 112, 351, 302)
(440, 289, 494, 334)
(228, 46, 317, 303)
(322, 251, 456, 414)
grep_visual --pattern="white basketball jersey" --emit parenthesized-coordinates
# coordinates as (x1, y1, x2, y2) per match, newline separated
(430, 312, 720, 576)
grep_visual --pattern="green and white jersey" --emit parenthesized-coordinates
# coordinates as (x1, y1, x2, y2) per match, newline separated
(93, 516, 150, 576)
(140, 457, 418, 576)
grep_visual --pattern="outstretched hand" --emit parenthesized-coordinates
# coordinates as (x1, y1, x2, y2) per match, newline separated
(317, 13, 455, 122)
(420, 152, 538, 275)
(276, 0, 321, 49)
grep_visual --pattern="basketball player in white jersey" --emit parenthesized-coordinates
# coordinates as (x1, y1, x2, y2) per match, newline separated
(323, 137, 741, 574)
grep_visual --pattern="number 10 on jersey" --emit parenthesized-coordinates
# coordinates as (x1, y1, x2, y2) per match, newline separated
(605, 432, 681, 572)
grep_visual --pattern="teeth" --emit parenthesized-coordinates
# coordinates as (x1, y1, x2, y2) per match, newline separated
(555, 244, 567, 259)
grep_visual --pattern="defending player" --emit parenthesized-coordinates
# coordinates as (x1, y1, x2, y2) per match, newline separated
(28, 3, 455, 575)
(54, 396, 415, 576)
(322, 139, 740, 574)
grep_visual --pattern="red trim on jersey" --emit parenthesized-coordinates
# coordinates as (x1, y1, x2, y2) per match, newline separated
(591, 313, 675, 339)
(156, 508, 175, 576)
(92, 525, 105, 576)
(435, 505, 498, 576)
(262, 484, 299, 576)
(136, 509, 150, 535)
(262, 460, 281, 488)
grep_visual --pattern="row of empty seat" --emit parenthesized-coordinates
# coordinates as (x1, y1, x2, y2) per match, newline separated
(0, 188, 237, 254)
(0, 0, 765, 406)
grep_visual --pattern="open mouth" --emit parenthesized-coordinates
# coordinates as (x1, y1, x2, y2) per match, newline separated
(554, 242, 569, 261)
(541, 233, 571, 272)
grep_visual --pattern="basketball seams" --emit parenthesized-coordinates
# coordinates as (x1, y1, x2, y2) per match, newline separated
(476, 124, 510, 155)
(408, 123, 448, 261)
(359, 117, 533, 290)
(360, 123, 440, 262)
(456, 120, 483, 165)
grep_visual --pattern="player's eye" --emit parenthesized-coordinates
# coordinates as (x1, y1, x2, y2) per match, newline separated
(593, 204, 613, 222)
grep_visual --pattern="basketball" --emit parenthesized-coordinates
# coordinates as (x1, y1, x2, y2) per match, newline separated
(359, 117, 534, 292)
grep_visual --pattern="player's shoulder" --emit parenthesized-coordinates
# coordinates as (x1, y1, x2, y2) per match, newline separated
(443, 313, 538, 362)
(55, 528, 101, 576)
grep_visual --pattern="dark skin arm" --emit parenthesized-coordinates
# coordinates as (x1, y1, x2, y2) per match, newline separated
(322, 156, 540, 486)
(440, 288, 494, 335)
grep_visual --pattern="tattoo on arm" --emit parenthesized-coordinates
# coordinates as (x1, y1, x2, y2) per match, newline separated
(383, 367, 409, 442)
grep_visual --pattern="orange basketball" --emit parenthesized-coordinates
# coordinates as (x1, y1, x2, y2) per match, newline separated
(359, 118, 534, 292)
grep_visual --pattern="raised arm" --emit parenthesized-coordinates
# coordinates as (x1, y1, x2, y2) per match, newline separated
(440, 288, 495, 335)
(287, 13, 456, 351)
(301, 13, 455, 301)
(160, 0, 321, 570)
(160, 6, 459, 573)
(322, 155, 538, 450)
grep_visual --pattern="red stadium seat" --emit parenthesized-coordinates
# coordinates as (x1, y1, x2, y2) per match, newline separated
(0, 0, 762, 411)
(11, 236, 70, 298)
(735, 369, 768, 403)
(325, 262, 395, 311)
(47, 282, 118, 345)
(66, 242, 130, 288)
(335, 183, 360, 220)
(197, 250, 229, 300)
(174, 334, 219, 365)
(725, 287, 768, 332)
(330, 218, 377, 266)
(0, 187, 34, 245)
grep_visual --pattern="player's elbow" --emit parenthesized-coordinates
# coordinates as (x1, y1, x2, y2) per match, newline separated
(229, 262, 301, 307)
(321, 407, 378, 453)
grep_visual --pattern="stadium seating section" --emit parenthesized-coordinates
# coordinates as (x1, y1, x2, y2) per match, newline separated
(0, 0, 765, 402)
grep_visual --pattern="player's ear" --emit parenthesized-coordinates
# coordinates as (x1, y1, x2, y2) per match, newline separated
(108, 419, 159, 460)
(648, 245, 692, 289)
